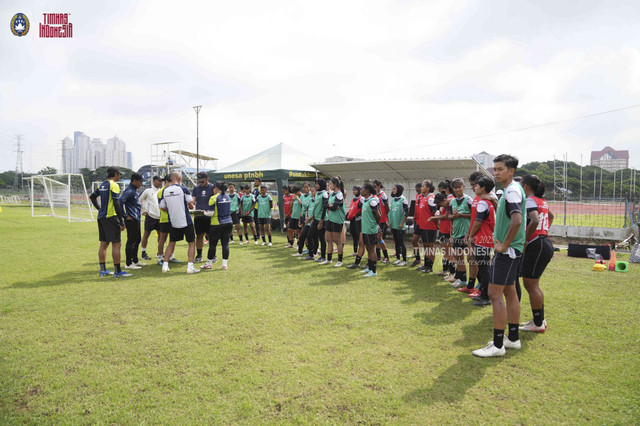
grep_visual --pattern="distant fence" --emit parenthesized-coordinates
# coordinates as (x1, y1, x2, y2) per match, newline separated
(547, 198, 639, 228)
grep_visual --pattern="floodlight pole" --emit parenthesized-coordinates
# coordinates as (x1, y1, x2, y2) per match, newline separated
(193, 105, 202, 175)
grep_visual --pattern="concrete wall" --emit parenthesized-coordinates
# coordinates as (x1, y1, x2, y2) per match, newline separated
(549, 225, 633, 241)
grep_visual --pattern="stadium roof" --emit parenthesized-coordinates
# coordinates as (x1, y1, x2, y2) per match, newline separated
(216, 143, 317, 173)
(311, 158, 491, 184)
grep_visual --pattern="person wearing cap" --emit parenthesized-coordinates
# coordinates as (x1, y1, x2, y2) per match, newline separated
(89, 166, 131, 277)
(193, 171, 215, 262)
(139, 175, 163, 261)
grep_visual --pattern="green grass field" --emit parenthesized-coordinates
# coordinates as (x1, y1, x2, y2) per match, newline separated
(1, 204, 639, 424)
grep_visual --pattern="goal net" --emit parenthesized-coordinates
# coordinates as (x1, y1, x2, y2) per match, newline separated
(29, 173, 94, 222)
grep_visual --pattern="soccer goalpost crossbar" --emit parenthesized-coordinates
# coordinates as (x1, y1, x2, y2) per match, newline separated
(28, 173, 94, 222)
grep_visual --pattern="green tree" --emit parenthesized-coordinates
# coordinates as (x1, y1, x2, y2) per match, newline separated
(37, 166, 58, 175)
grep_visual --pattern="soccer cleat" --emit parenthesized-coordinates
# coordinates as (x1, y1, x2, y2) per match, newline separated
(162, 265, 170, 273)
(261, 242, 267, 246)
(212, 256, 218, 263)
(157, 259, 164, 265)
(472, 341, 506, 358)
(443, 274, 453, 281)
(421, 268, 433, 274)
(292, 252, 302, 257)
(268, 242, 272, 247)
(99, 270, 113, 277)
(435, 270, 447, 276)
(392, 259, 401, 265)
(446, 275, 457, 283)
(520, 319, 547, 332)
(134, 262, 147, 267)
(397, 261, 407, 266)
(360, 268, 371, 274)
(315, 257, 326, 263)
(284, 244, 293, 248)
(334, 261, 343, 267)
(347, 252, 357, 257)
(302, 249, 309, 255)
(255, 240, 260, 245)
(141, 253, 152, 261)
(125, 264, 141, 270)
(169, 257, 182, 264)
(410, 259, 422, 267)
(194, 257, 203, 263)
(221, 265, 228, 270)
(468, 290, 481, 298)
(113, 271, 132, 277)
(364, 271, 377, 278)
(473, 298, 491, 306)
(201, 262, 212, 269)
(238, 241, 244, 245)
(229, 240, 235, 245)
(346, 263, 360, 269)
(504, 338, 521, 349)
(187, 268, 200, 274)
(452, 280, 468, 289)
(320, 259, 332, 265)
(457, 287, 475, 294)
(381, 258, 390, 264)
(417, 265, 427, 272)
(302, 255, 315, 261)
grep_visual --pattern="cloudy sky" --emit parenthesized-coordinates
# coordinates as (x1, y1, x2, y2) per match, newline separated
(2, 0, 640, 173)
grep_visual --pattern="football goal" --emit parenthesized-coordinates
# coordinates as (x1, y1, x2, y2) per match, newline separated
(28, 173, 94, 222)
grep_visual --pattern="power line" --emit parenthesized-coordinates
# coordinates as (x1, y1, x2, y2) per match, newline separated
(377, 103, 640, 155)
(13, 135, 24, 190)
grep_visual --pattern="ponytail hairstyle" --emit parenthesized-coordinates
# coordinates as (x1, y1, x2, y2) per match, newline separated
(336, 175, 345, 195)
(522, 174, 546, 198)
(422, 179, 435, 193)
(214, 181, 228, 193)
(438, 179, 452, 195)
(434, 192, 447, 206)
(373, 179, 383, 191)
(330, 176, 344, 195)
(362, 182, 375, 196)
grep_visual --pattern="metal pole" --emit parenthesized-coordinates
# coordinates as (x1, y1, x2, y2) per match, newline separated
(579, 154, 583, 202)
(193, 105, 202, 175)
(613, 169, 616, 198)
(599, 168, 602, 199)
(563, 153, 567, 226)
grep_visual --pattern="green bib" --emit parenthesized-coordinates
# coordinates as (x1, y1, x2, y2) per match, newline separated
(257, 195, 272, 219)
(326, 191, 346, 224)
(361, 196, 379, 234)
(388, 196, 407, 230)
(301, 192, 312, 216)
(291, 196, 302, 219)
(241, 195, 254, 213)
(229, 193, 239, 213)
(313, 190, 326, 220)
(450, 195, 471, 238)
(495, 181, 527, 252)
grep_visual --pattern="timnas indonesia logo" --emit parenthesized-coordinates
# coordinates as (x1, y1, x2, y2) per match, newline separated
(10, 13, 29, 36)
(39, 13, 73, 38)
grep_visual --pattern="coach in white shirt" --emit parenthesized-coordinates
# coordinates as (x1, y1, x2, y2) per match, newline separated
(139, 175, 163, 260)
(159, 172, 198, 274)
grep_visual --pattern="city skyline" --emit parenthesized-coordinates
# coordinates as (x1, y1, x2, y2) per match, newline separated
(60, 131, 132, 173)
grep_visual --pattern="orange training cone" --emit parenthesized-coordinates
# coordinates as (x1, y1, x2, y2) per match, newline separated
(608, 250, 617, 271)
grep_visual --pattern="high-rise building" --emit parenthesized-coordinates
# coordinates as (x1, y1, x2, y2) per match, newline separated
(126, 152, 133, 170)
(60, 132, 130, 173)
(590, 146, 629, 172)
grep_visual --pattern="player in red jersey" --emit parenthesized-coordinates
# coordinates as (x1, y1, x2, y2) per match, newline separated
(465, 176, 496, 305)
(520, 174, 554, 332)
(283, 185, 295, 247)
(416, 179, 437, 273)
(410, 183, 424, 267)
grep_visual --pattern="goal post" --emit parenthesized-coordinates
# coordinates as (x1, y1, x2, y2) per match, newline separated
(28, 173, 94, 222)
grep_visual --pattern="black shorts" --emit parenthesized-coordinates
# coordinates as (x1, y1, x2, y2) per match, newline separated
(241, 215, 254, 224)
(490, 250, 523, 285)
(438, 232, 451, 243)
(473, 244, 492, 267)
(362, 233, 378, 246)
(420, 229, 437, 243)
(349, 219, 361, 236)
(158, 221, 171, 234)
(521, 237, 554, 279)
(378, 222, 388, 237)
(452, 237, 467, 250)
(144, 216, 159, 232)
(194, 216, 211, 235)
(413, 223, 421, 235)
(326, 221, 344, 233)
(231, 212, 239, 225)
(170, 225, 196, 243)
(98, 217, 121, 243)
(258, 218, 271, 226)
(289, 218, 300, 230)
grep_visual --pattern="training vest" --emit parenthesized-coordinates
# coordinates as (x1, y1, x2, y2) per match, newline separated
(377, 191, 389, 224)
(388, 195, 408, 230)
(450, 194, 472, 238)
(209, 193, 232, 226)
(347, 196, 362, 221)
(228, 192, 240, 213)
(312, 190, 327, 221)
(526, 196, 550, 242)
(257, 195, 272, 219)
(361, 196, 379, 234)
(291, 195, 302, 219)
(326, 191, 346, 225)
(470, 196, 495, 248)
(283, 193, 293, 218)
(495, 181, 527, 252)
(241, 193, 255, 215)
(439, 194, 454, 234)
